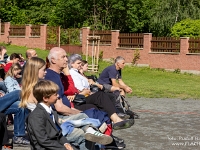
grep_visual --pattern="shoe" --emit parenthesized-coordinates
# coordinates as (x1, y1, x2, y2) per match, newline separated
(113, 119, 134, 130)
(13, 136, 30, 146)
(126, 110, 139, 119)
(112, 135, 124, 143)
(117, 112, 130, 120)
(105, 140, 126, 149)
(85, 132, 113, 145)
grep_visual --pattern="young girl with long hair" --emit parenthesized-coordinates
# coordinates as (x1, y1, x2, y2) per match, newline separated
(4, 63, 22, 93)
(19, 57, 46, 111)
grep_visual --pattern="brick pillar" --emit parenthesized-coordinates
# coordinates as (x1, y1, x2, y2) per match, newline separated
(4, 22, 10, 38)
(25, 24, 31, 38)
(111, 30, 120, 48)
(81, 27, 90, 55)
(139, 33, 152, 65)
(0, 19, 1, 38)
(40, 24, 47, 49)
(180, 37, 189, 55)
(143, 33, 152, 52)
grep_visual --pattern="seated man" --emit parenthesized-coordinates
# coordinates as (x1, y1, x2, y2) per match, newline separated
(45, 48, 113, 150)
(97, 56, 132, 96)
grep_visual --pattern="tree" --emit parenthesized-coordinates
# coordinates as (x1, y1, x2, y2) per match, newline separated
(171, 19, 200, 37)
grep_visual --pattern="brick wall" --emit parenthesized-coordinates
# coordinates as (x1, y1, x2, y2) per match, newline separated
(0, 22, 47, 49)
(82, 27, 200, 73)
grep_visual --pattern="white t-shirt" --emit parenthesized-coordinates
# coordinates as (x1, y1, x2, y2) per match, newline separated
(69, 68, 90, 91)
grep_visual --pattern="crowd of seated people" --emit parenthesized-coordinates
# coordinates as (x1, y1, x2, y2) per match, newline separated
(0, 46, 134, 150)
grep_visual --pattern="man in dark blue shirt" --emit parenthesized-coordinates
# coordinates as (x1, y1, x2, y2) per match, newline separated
(98, 56, 132, 95)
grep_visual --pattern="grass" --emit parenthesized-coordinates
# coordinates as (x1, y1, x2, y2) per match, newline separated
(4, 44, 200, 100)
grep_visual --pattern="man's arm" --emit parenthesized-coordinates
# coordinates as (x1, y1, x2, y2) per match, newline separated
(111, 79, 132, 93)
(54, 98, 81, 116)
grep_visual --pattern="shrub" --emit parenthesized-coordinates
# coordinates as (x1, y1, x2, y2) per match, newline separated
(171, 19, 200, 37)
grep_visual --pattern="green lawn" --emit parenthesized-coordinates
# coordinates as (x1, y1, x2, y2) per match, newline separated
(4, 44, 200, 100)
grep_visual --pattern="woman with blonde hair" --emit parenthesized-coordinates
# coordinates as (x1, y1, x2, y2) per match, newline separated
(19, 57, 46, 111)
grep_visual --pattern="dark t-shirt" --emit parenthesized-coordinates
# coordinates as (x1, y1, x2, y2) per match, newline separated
(45, 69, 71, 108)
(97, 65, 121, 85)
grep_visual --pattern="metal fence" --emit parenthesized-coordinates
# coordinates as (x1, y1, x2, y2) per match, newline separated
(188, 37, 200, 53)
(89, 30, 111, 44)
(151, 37, 180, 52)
(118, 33, 143, 48)
(9, 25, 26, 36)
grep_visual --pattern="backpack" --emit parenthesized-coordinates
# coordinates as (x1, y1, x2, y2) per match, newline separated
(114, 92, 139, 119)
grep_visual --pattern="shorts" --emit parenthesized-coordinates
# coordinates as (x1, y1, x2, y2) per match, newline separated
(102, 84, 112, 93)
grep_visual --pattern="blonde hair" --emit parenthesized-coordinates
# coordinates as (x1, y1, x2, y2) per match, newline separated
(19, 57, 46, 108)
(33, 80, 59, 103)
(5, 63, 22, 78)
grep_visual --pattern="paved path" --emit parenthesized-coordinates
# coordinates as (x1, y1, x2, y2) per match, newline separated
(10, 97, 200, 150)
(114, 97, 200, 150)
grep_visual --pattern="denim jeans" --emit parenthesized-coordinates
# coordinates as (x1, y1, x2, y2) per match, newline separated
(59, 113, 96, 150)
(0, 90, 20, 112)
(0, 90, 26, 137)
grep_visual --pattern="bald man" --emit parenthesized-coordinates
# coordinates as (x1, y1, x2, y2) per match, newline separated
(25, 49, 37, 59)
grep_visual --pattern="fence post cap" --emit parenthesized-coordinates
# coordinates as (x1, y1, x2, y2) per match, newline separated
(82, 27, 90, 29)
(111, 30, 120, 32)
(143, 33, 152, 35)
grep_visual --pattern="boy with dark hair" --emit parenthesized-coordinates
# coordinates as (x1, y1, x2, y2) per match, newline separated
(4, 53, 20, 73)
(27, 80, 73, 150)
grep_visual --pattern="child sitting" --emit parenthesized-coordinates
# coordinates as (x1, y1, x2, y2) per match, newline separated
(26, 80, 73, 150)
(4, 63, 22, 93)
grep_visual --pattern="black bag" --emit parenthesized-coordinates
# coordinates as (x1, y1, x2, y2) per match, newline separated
(90, 84, 99, 93)
(114, 92, 139, 119)
(73, 94, 86, 105)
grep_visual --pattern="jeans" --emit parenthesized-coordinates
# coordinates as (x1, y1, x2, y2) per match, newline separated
(59, 113, 96, 150)
(0, 81, 7, 93)
(0, 90, 20, 112)
(0, 90, 26, 137)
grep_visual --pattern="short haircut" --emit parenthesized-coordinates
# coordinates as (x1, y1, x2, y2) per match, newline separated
(68, 54, 82, 69)
(47, 47, 65, 64)
(10, 53, 20, 60)
(0, 46, 6, 52)
(26, 49, 36, 59)
(115, 56, 125, 63)
(33, 80, 59, 103)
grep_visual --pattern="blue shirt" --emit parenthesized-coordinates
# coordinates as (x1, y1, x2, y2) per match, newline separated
(45, 69, 71, 108)
(97, 65, 121, 85)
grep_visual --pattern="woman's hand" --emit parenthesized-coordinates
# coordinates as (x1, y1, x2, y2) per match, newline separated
(88, 79, 95, 85)
(67, 95, 75, 102)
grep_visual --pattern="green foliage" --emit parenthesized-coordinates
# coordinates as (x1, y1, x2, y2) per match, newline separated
(60, 29, 81, 45)
(98, 51, 103, 61)
(1, 0, 200, 36)
(171, 19, 200, 37)
(132, 49, 140, 65)
(174, 68, 181, 74)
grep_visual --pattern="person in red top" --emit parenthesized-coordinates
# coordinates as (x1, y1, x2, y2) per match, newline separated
(4, 53, 20, 73)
